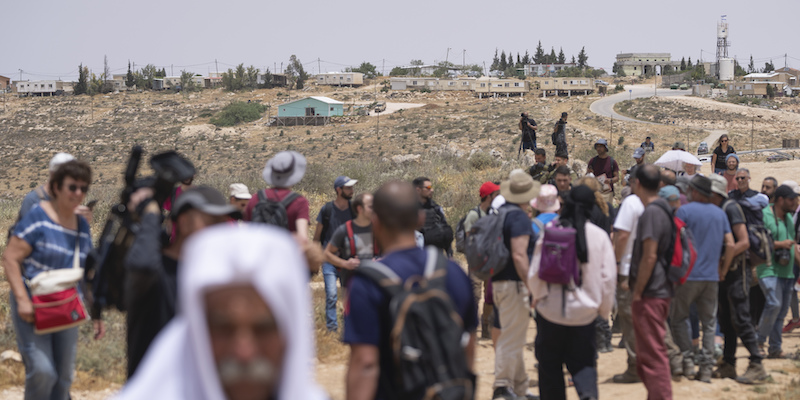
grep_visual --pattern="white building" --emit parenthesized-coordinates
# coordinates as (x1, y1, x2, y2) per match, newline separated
(14, 80, 68, 96)
(315, 72, 364, 86)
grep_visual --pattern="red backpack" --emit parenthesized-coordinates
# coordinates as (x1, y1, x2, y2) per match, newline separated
(652, 201, 697, 285)
(345, 220, 380, 259)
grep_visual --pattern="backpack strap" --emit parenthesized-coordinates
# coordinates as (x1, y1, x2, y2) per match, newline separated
(424, 246, 450, 291)
(357, 260, 403, 297)
(532, 218, 545, 236)
(651, 201, 677, 266)
(257, 189, 267, 202)
(280, 191, 300, 208)
(346, 220, 356, 259)
(34, 185, 47, 200)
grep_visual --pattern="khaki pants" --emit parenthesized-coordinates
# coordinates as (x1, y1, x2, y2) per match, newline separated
(492, 280, 530, 396)
(601, 190, 614, 206)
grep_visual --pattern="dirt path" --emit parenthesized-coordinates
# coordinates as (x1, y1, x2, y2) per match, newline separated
(669, 96, 800, 124)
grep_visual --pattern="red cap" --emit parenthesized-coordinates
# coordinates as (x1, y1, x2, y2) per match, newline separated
(479, 181, 500, 198)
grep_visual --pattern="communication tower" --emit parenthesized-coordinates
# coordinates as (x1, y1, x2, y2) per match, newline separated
(716, 16, 730, 62)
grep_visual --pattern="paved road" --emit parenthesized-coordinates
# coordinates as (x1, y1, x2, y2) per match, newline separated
(589, 85, 691, 124)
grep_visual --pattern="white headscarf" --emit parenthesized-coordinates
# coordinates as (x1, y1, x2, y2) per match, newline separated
(116, 224, 327, 400)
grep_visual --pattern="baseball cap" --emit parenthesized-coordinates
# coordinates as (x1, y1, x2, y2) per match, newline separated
(172, 186, 241, 221)
(49, 152, 76, 172)
(659, 185, 681, 202)
(334, 176, 358, 189)
(228, 183, 252, 200)
(707, 174, 728, 199)
(479, 181, 500, 198)
(633, 147, 645, 159)
(775, 184, 799, 200)
(673, 141, 686, 151)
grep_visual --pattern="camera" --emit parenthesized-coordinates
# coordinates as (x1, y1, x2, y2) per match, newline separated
(84, 147, 195, 313)
(775, 248, 792, 267)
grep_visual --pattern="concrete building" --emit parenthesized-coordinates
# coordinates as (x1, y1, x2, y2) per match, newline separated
(524, 63, 578, 77)
(14, 80, 69, 96)
(390, 77, 476, 91)
(0, 75, 10, 91)
(315, 72, 364, 86)
(163, 75, 204, 90)
(615, 53, 681, 76)
(277, 96, 344, 117)
(472, 77, 529, 97)
(534, 77, 596, 97)
(727, 72, 791, 97)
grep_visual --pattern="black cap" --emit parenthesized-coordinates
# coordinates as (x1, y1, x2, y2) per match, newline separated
(172, 186, 241, 221)
(774, 185, 799, 200)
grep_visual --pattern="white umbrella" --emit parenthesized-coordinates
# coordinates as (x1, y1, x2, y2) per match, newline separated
(654, 150, 702, 172)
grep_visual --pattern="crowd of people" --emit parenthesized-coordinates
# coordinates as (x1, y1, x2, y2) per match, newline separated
(3, 126, 800, 400)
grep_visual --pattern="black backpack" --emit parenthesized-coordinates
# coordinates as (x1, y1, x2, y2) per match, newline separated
(724, 198, 774, 266)
(251, 189, 300, 229)
(357, 246, 476, 400)
(455, 207, 481, 254)
(422, 205, 454, 250)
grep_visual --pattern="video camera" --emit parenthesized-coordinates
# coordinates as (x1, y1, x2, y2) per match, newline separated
(84, 146, 195, 314)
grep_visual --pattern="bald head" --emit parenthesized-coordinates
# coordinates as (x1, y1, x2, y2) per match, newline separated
(373, 180, 420, 232)
(660, 169, 677, 188)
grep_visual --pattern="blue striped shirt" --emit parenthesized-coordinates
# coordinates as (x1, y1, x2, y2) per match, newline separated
(13, 205, 92, 281)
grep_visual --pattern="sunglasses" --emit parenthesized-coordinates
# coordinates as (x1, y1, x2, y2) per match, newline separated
(67, 184, 89, 193)
(721, 140, 728, 142)
(423, 185, 433, 190)
(735, 177, 748, 181)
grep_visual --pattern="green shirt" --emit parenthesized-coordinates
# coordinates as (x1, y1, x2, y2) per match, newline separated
(757, 206, 796, 279)
(462, 207, 488, 233)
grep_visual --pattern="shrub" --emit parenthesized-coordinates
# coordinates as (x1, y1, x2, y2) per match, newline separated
(210, 102, 267, 127)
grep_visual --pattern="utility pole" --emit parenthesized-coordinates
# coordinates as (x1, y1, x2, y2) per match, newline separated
(171, 64, 173, 76)
(382, 59, 385, 76)
(215, 59, 219, 75)
(318, 58, 321, 75)
(462, 49, 466, 71)
(445, 48, 451, 66)
(19, 69, 22, 82)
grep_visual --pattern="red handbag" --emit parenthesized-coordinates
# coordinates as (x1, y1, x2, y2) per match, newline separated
(32, 287, 88, 334)
(26, 226, 88, 334)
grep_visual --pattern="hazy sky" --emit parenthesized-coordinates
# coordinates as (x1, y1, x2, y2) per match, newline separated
(3, 0, 798, 81)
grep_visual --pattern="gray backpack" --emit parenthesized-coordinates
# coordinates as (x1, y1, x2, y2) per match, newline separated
(464, 207, 511, 281)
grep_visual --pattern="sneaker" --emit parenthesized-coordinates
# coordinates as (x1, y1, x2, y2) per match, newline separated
(598, 344, 613, 354)
(735, 362, 768, 384)
(612, 371, 642, 383)
(696, 367, 712, 383)
(524, 390, 540, 400)
(783, 319, 800, 333)
(683, 358, 696, 380)
(492, 387, 516, 400)
(712, 362, 737, 379)
(670, 359, 683, 382)
(767, 350, 786, 359)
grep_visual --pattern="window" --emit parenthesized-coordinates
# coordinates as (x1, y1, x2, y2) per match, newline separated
(480, 83, 486, 87)
(448, 82, 455, 86)
(412, 81, 418, 85)
(49, 84, 53, 88)
(544, 81, 549, 85)
(346, 78, 351, 82)
(504, 83, 509, 87)
(634, 67, 637, 70)
(330, 107, 334, 111)
(462, 81, 469, 86)
(514, 82, 520, 87)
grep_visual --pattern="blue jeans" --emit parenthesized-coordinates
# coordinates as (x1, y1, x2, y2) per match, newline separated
(757, 276, 794, 354)
(9, 296, 78, 400)
(322, 262, 342, 331)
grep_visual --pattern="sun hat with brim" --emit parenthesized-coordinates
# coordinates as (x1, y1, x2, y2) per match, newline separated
(707, 174, 728, 199)
(782, 180, 800, 195)
(688, 175, 713, 198)
(334, 176, 358, 189)
(500, 169, 541, 204)
(673, 141, 686, 151)
(263, 151, 306, 188)
(172, 186, 241, 221)
(229, 183, 252, 200)
(594, 139, 609, 151)
(530, 184, 560, 213)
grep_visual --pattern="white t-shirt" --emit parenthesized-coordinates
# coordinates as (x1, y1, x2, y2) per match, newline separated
(613, 194, 645, 276)
(491, 194, 506, 210)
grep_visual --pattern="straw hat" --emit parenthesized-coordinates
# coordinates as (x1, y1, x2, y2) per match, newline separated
(500, 169, 540, 204)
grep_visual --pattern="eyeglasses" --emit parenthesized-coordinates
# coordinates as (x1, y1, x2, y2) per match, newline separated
(67, 184, 89, 193)
(735, 177, 748, 181)
(721, 140, 728, 143)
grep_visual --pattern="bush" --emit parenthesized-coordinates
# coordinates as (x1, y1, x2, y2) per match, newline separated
(210, 102, 267, 127)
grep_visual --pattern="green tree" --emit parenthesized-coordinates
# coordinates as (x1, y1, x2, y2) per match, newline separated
(259, 68, 273, 89)
(557, 48, 566, 64)
(351, 62, 380, 78)
(577, 47, 588, 68)
(179, 70, 197, 92)
(571, 55, 576, 64)
(499, 51, 508, 71)
(74, 63, 88, 95)
(548, 48, 557, 64)
(126, 61, 135, 88)
(522, 50, 531, 65)
(734, 60, 747, 77)
(285, 55, 308, 89)
(690, 64, 706, 80)
(491, 49, 500, 70)
(534, 41, 544, 64)
(612, 62, 626, 77)
(245, 65, 259, 89)
(136, 64, 156, 90)
(410, 59, 423, 76)
(389, 66, 408, 76)
(764, 61, 775, 73)
(766, 84, 775, 98)
(748, 55, 755, 73)
(516, 53, 522, 68)
(680, 57, 686, 71)
(687, 57, 692, 68)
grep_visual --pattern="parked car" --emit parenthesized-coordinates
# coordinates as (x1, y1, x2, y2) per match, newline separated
(374, 102, 386, 113)
(697, 141, 709, 155)
(594, 79, 609, 86)
(670, 84, 679, 90)
(767, 154, 791, 163)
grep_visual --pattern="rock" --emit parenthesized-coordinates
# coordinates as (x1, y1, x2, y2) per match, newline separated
(490, 149, 503, 158)
(391, 154, 421, 165)
(1, 350, 22, 363)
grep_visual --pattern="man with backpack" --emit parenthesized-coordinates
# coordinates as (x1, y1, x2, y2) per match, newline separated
(728, 168, 758, 200)
(707, 174, 768, 384)
(756, 184, 798, 359)
(344, 180, 477, 400)
(492, 169, 540, 400)
(672, 175, 735, 383)
(413, 177, 454, 256)
(528, 185, 616, 400)
(324, 193, 377, 287)
(314, 175, 358, 332)
(244, 151, 310, 238)
(586, 139, 619, 204)
(629, 164, 676, 398)
(457, 181, 500, 339)
(552, 112, 568, 156)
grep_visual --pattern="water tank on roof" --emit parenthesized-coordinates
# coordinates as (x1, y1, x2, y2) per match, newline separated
(717, 22, 728, 38)
(719, 58, 734, 81)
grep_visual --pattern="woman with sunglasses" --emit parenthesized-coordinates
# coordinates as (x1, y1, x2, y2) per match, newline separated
(2, 160, 97, 400)
(711, 134, 735, 175)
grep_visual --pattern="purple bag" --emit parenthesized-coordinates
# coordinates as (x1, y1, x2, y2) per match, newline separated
(538, 224, 581, 286)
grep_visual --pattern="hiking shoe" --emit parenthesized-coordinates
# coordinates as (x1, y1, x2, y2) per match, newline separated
(671, 357, 683, 382)
(492, 387, 516, 400)
(783, 319, 800, 333)
(598, 344, 613, 354)
(696, 367, 712, 383)
(612, 371, 642, 383)
(712, 362, 737, 379)
(767, 350, 786, 359)
(524, 390, 540, 400)
(682, 358, 696, 380)
(735, 362, 768, 385)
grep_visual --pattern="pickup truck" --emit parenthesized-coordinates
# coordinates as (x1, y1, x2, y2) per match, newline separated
(374, 102, 386, 113)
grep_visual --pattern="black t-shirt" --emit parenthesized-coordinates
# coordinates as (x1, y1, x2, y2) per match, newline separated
(317, 201, 354, 246)
(493, 203, 535, 281)
(728, 188, 758, 201)
(521, 117, 537, 143)
(713, 145, 735, 170)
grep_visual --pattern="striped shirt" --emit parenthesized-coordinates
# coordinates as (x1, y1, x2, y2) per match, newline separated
(13, 205, 92, 281)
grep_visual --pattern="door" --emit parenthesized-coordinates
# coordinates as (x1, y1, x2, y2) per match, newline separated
(305, 107, 315, 116)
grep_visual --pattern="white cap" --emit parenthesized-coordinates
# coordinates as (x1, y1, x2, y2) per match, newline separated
(229, 183, 252, 200)
(49, 152, 75, 173)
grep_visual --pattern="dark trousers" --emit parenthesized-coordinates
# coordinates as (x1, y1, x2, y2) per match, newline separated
(534, 314, 598, 400)
(719, 266, 763, 365)
(750, 283, 766, 326)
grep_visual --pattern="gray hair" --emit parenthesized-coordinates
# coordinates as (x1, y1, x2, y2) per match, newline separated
(737, 168, 750, 176)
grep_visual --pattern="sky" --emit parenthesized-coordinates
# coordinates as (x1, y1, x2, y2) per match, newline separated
(2, 0, 798, 82)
